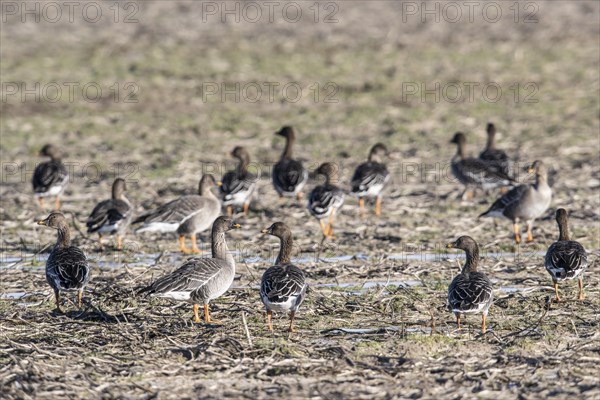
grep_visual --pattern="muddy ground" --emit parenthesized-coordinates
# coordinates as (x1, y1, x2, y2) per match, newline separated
(1, 1, 599, 399)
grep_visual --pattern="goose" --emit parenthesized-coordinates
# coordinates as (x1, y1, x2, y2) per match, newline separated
(260, 222, 307, 332)
(446, 236, 493, 333)
(86, 178, 132, 250)
(479, 160, 551, 244)
(220, 146, 256, 216)
(133, 175, 221, 253)
(479, 123, 510, 177)
(33, 144, 69, 209)
(450, 132, 514, 200)
(139, 216, 241, 323)
(308, 163, 345, 238)
(272, 126, 308, 200)
(37, 212, 90, 311)
(350, 143, 390, 216)
(544, 208, 588, 302)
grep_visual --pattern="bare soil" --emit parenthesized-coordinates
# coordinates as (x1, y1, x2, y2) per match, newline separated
(1, 2, 599, 399)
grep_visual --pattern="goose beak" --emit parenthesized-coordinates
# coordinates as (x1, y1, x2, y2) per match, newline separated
(37, 219, 47, 226)
(260, 228, 270, 234)
(232, 223, 241, 229)
(527, 166, 535, 174)
(446, 242, 455, 249)
(217, 181, 223, 187)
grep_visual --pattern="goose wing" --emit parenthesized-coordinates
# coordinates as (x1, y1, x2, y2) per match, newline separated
(46, 247, 90, 290)
(351, 161, 389, 194)
(139, 257, 229, 295)
(32, 161, 68, 193)
(86, 199, 132, 232)
(261, 264, 307, 304)
(457, 158, 514, 186)
(448, 272, 493, 312)
(309, 185, 344, 217)
(545, 241, 588, 280)
(479, 184, 529, 218)
(133, 195, 205, 225)
(220, 171, 256, 201)
(273, 159, 307, 192)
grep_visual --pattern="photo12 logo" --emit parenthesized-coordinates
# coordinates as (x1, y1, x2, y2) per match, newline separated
(199, 82, 339, 104)
(400, 2, 539, 24)
(401, 82, 539, 104)
(200, 1, 339, 23)
(1, 82, 139, 103)
(1, 2, 139, 24)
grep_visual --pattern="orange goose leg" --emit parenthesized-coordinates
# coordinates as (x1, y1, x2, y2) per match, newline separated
(191, 234, 201, 253)
(179, 235, 191, 254)
(204, 304, 222, 324)
(359, 198, 365, 218)
(526, 222, 534, 243)
(513, 223, 521, 244)
(319, 219, 328, 237)
(267, 310, 273, 331)
(193, 304, 201, 323)
(578, 277, 584, 301)
(326, 211, 336, 239)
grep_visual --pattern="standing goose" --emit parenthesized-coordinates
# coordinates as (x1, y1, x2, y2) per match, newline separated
(37, 212, 90, 311)
(260, 222, 307, 332)
(479, 160, 551, 244)
(308, 163, 345, 238)
(272, 126, 308, 200)
(32, 144, 69, 210)
(450, 132, 514, 200)
(220, 146, 256, 216)
(544, 209, 588, 302)
(86, 178, 132, 250)
(133, 175, 221, 254)
(479, 123, 510, 177)
(139, 216, 241, 323)
(446, 236, 493, 333)
(350, 143, 390, 216)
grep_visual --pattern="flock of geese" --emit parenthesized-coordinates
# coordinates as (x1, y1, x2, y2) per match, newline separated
(31, 124, 589, 333)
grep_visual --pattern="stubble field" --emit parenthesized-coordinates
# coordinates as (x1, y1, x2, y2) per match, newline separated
(1, 1, 599, 399)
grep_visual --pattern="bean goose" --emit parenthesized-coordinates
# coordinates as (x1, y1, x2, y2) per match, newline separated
(86, 178, 132, 250)
(479, 123, 510, 176)
(544, 208, 588, 302)
(308, 163, 345, 238)
(33, 144, 69, 210)
(37, 212, 90, 311)
(272, 126, 308, 200)
(139, 216, 241, 323)
(479, 160, 551, 244)
(133, 175, 221, 253)
(220, 146, 256, 216)
(450, 132, 514, 200)
(447, 236, 493, 333)
(350, 143, 390, 216)
(260, 222, 307, 332)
